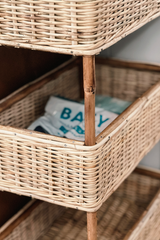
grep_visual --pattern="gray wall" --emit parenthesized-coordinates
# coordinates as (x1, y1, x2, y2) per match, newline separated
(100, 17, 160, 169)
(100, 17, 160, 64)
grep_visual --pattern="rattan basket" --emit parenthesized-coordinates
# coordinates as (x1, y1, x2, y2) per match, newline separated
(0, 1, 160, 55)
(0, 200, 65, 240)
(1, 167, 160, 240)
(0, 57, 160, 212)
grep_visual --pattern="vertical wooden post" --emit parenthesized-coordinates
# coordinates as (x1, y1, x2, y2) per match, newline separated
(83, 55, 96, 146)
(83, 55, 97, 240)
(87, 212, 97, 240)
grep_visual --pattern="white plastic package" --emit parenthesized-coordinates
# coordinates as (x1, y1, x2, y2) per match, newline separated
(28, 96, 118, 141)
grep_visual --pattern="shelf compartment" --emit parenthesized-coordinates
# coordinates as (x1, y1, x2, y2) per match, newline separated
(0, 200, 65, 240)
(0, 57, 160, 212)
(2, 167, 160, 240)
(0, 191, 30, 228)
(0, 1, 159, 55)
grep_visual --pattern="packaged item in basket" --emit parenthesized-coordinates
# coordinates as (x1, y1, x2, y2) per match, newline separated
(95, 95, 131, 114)
(28, 96, 118, 141)
(81, 95, 131, 114)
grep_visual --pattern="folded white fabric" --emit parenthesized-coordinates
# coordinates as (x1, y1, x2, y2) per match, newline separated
(28, 96, 118, 141)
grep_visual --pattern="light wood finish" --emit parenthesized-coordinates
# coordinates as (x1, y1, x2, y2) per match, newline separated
(0, 58, 160, 212)
(0, 2, 159, 55)
(83, 55, 97, 240)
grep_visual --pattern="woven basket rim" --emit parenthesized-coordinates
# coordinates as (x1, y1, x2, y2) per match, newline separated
(0, 12, 159, 56)
(1, 167, 160, 240)
(0, 57, 160, 150)
(1, 57, 160, 110)
(0, 81, 160, 151)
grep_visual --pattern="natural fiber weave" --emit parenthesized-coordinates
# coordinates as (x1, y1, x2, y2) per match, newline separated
(3, 201, 65, 240)
(2, 169, 160, 240)
(126, 193, 160, 240)
(0, 58, 160, 212)
(36, 171, 160, 240)
(0, 1, 159, 55)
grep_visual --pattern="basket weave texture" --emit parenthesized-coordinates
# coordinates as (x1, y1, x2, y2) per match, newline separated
(3, 201, 65, 240)
(0, 1, 160, 55)
(5, 170, 160, 240)
(38, 171, 160, 240)
(0, 58, 160, 212)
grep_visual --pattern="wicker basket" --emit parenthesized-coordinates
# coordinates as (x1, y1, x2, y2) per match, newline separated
(1, 167, 160, 240)
(0, 200, 65, 240)
(0, 1, 159, 55)
(0, 57, 160, 212)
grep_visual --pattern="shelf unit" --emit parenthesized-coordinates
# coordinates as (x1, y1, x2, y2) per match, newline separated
(0, 1, 160, 239)
(1, 167, 160, 240)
